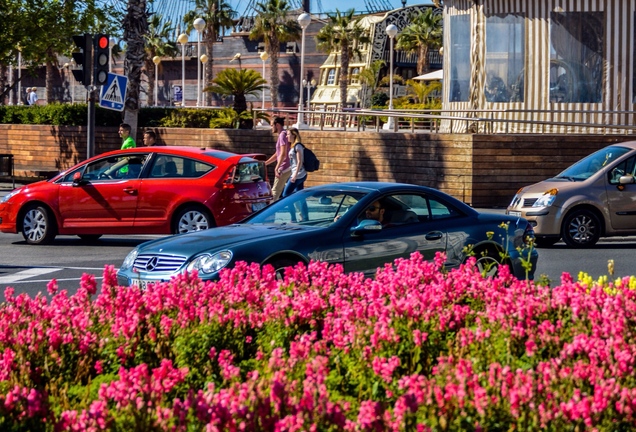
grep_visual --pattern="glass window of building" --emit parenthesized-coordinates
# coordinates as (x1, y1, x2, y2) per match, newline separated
(449, 14, 471, 102)
(549, 11, 604, 103)
(485, 14, 525, 103)
(350, 68, 360, 84)
(327, 69, 337, 85)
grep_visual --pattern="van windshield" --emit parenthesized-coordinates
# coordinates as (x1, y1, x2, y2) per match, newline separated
(555, 146, 632, 181)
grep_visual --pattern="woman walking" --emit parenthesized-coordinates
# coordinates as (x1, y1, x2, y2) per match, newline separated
(281, 128, 307, 197)
(281, 127, 308, 222)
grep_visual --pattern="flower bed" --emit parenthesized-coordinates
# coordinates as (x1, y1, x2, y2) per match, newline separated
(1, 253, 636, 430)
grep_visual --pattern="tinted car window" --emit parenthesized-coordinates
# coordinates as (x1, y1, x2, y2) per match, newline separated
(608, 155, 636, 184)
(148, 155, 214, 179)
(233, 161, 265, 183)
(557, 145, 632, 181)
(64, 154, 150, 181)
(247, 190, 366, 227)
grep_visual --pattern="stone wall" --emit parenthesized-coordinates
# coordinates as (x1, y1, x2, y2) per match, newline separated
(0, 124, 631, 207)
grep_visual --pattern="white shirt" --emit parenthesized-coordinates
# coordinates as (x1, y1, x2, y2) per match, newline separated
(28, 91, 38, 106)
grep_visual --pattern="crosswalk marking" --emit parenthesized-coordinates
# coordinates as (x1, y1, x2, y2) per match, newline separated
(0, 268, 63, 284)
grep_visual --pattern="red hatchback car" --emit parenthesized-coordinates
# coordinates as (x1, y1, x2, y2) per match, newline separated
(0, 147, 272, 244)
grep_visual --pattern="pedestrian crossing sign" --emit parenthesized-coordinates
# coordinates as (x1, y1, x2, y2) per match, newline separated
(99, 73, 128, 111)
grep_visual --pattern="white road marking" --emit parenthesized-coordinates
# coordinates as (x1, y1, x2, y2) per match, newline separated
(0, 268, 64, 284)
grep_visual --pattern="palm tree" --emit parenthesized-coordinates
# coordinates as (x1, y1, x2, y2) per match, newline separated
(184, 0, 236, 106)
(316, 9, 370, 109)
(358, 59, 385, 108)
(143, 14, 177, 106)
(396, 8, 443, 75)
(122, 0, 150, 134)
(205, 68, 266, 115)
(406, 79, 442, 103)
(249, 0, 301, 107)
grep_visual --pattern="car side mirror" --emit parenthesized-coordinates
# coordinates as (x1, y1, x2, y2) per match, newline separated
(350, 219, 382, 235)
(619, 175, 635, 185)
(319, 196, 333, 205)
(72, 171, 85, 187)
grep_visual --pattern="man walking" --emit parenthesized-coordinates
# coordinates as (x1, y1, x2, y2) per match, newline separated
(265, 117, 291, 201)
(119, 123, 136, 149)
(143, 130, 164, 146)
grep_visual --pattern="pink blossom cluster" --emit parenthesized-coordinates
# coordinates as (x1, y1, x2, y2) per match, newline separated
(1, 254, 636, 429)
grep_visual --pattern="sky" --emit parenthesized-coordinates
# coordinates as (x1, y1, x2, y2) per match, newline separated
(310, 0, 434, 14)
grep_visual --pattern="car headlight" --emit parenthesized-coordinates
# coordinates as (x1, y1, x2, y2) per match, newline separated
(532, 188, 558, 208)
(121, 248, 139, 270)
(0, 188, 22, 204)
(186, 250, 233, 274)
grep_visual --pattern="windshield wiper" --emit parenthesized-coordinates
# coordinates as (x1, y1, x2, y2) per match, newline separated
(554, 176, 576, 181)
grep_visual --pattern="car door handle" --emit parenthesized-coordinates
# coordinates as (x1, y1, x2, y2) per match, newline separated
(425, 231, 443, 241)
(123, 187, 138, 195)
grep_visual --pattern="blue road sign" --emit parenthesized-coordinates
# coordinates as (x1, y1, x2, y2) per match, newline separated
(99, 73, 128, 111)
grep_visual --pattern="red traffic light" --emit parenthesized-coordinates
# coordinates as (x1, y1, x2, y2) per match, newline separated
(97, 36, 109, 50)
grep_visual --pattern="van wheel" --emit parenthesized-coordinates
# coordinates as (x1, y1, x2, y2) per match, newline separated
(562, 209, 600, 248)
(173, 206, 214, 234)
(22, 205, 56, 245)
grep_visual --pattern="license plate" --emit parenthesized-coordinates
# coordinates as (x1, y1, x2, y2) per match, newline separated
(131, 279, 152, 289)
(508, 211, 521, 217)
(252, 202, 267, 212)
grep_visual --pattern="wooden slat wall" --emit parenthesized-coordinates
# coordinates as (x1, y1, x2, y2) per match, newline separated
(443, 0, 636, 134)
(1, 124, 634, 207)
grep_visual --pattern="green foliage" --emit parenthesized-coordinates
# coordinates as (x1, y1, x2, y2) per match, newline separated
(206, 68, 266, 114)
(158, 109, 220, 128)
(371, 92, 389, 107)
(0, 104, 88, 126)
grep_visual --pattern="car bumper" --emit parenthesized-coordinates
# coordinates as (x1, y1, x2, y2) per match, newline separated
(506, 206, 563, 236)
(508, 248, 539, 280)
(0, 203, 18, 233)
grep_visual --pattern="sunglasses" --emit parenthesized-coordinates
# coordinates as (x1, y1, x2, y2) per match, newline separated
(367, 206, 381, 211)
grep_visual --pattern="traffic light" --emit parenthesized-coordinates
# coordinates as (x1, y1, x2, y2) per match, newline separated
(93, 34, 110, 86)
(72, 34, 92, 85)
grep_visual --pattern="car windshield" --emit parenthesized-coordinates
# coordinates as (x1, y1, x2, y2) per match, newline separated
(246, 189, 367, 227)
(555, 146, 632, 181)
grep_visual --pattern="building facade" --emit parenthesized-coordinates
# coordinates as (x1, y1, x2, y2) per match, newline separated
(442, 0, 636, 134)
(311, 3, 442, 108)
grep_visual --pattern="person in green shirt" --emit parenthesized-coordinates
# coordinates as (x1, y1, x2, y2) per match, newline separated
(119, 123, 136, 149)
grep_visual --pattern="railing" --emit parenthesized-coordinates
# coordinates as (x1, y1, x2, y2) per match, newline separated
(254, 107, 636, 135)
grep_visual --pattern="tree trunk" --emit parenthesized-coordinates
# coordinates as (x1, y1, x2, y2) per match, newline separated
(418, 45, 430, 75)
(45, 48, 56, 103)
(123, 0, 149, 137)
(339, 42, 350, 109)
(145, 57, 155, 106)
(205, 38, 214, 106)
(267, 35, 280, 107)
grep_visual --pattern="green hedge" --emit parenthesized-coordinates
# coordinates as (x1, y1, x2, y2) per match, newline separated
(0, 104, 223, 128)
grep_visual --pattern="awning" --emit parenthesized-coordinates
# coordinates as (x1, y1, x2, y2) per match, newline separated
(413, 69, 443, 81)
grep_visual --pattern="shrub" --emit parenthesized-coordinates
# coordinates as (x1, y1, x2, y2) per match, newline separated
(2, 254, 636, 430)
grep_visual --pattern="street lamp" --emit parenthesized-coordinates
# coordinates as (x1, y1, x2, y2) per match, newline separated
(383, 24, 398, 131)
(193, 17, 206, 107)
(109, 39, 116, 72)
(306, 78, 316, 111)
(63, 63, 71, 103)
(295, 12, 311, 128)
(153, 56, 161, 106)
(200, 54, 208, 106)
(178, 33, 189, 106)
(17, 45, 22, 105)
(259, 51, 269, 109)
